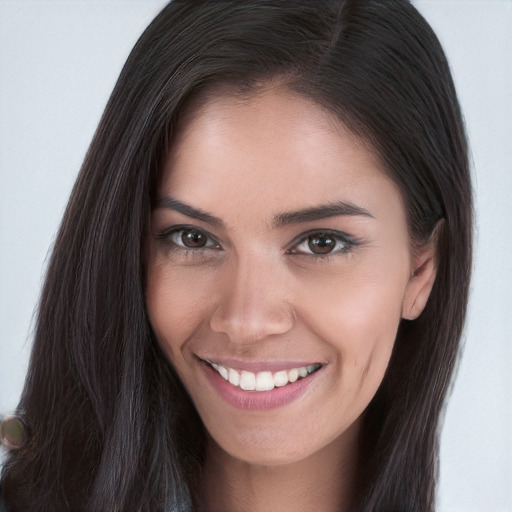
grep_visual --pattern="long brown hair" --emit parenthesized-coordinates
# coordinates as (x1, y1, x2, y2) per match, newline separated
(1, 1, 472, 511)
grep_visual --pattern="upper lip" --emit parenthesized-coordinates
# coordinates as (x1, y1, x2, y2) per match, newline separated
(196, 355, 324, 373)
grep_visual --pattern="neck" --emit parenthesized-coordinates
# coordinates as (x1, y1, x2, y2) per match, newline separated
(199, 422, 361, 512)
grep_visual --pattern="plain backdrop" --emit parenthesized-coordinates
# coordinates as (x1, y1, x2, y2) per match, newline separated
(0, 1, 511, 511)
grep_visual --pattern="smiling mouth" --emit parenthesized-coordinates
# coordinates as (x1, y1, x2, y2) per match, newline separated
(201, 359, 323, 392)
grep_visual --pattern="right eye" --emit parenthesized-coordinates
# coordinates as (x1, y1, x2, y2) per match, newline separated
(173, 228, 210, 248)
(157, 226, 221, 251)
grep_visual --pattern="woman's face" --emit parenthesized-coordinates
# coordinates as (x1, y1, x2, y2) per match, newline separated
(146, 87, 435, 466)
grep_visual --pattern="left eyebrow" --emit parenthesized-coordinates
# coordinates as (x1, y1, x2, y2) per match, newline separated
(271, 201, 375, 228)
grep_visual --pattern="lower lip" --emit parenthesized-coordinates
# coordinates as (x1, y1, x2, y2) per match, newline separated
(201, 362, 323, 411)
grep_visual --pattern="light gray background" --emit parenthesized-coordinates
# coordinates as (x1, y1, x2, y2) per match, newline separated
(1, 1, 511, 511)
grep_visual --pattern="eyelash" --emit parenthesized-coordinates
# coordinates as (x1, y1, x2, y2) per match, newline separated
(155, 225, 221, 259)
(287, 230, 359, 260)
(155, 226, 359, 260)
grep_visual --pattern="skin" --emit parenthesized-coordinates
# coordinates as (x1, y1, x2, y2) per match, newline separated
(146, 86, 437, 512)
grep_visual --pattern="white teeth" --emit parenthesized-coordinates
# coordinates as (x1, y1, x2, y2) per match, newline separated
(208, 361, 321, 392)
(288, 368, 299, 383)
(255, 371, 274, 391)
(218, 365, 229, 380)
(239, 370, 256, 391)
(273, 370, 288, 387)
(228, 368, 240, 386)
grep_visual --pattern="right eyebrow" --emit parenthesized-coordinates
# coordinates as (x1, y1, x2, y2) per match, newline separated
(155, 196, 226, 229)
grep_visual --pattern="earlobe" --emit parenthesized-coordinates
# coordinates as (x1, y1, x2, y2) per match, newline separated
(402, 222, 443, 320)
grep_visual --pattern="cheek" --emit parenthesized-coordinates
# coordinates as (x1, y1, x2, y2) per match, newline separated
(145, 260, 215, 362)
(297, 263, 407, 394)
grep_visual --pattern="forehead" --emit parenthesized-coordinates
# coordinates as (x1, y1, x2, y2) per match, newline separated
(160, 87, 403, 226)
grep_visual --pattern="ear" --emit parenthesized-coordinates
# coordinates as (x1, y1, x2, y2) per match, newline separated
(402, 221, 442, 320)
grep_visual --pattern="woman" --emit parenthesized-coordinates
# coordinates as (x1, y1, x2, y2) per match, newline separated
(0, 1, 472, 511)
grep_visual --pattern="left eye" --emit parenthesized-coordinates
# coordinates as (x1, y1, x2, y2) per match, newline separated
(290, 231, 354, 256)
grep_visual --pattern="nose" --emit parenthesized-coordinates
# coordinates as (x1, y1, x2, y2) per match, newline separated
(209, 252, 295, 345)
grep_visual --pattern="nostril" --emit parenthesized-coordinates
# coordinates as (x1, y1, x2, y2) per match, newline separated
(209, 303, 295, 344)
(208, 267, 296, 342)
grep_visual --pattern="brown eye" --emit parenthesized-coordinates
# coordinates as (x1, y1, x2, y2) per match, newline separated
(289, 230, 356, 258)
(160, 226, 220, 252)
(307, 233, 336, 254)
(181, 229, 207, 248)
(155, 225, 221, 258)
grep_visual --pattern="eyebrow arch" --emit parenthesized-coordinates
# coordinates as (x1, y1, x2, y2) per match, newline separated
(272, 201, 375, 228)
(155, 196, 225, 229)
